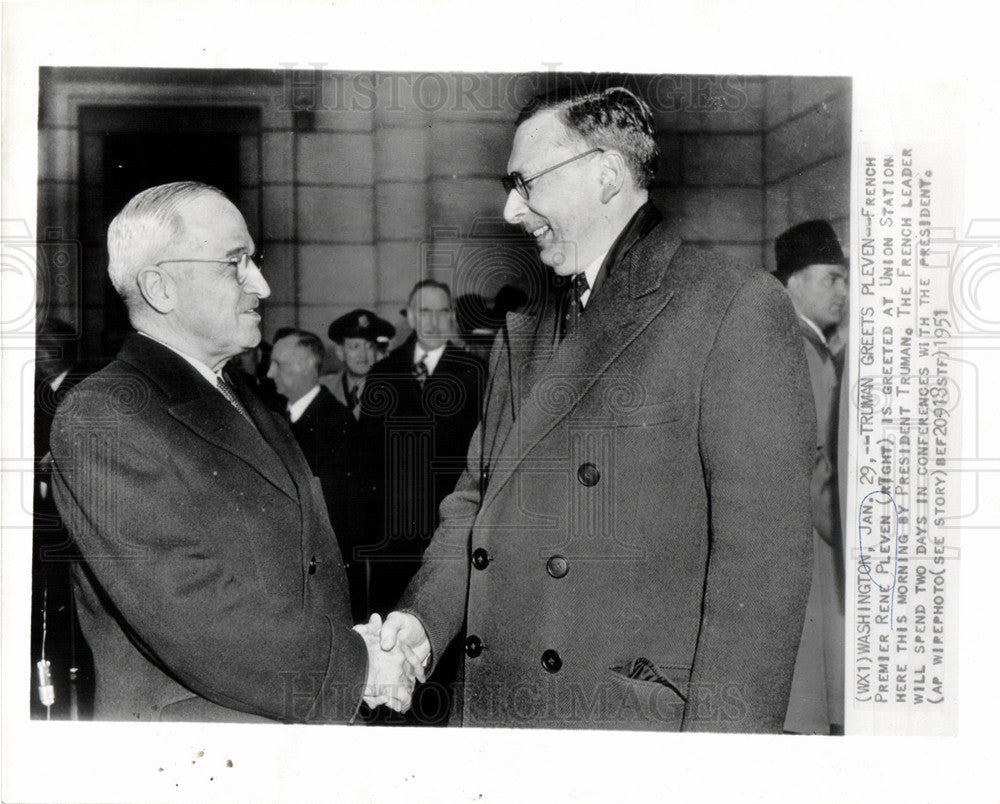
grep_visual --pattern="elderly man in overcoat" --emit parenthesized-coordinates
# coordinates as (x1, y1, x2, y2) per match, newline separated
(49, 181, 415, 723)
(380, 87, 816, 732)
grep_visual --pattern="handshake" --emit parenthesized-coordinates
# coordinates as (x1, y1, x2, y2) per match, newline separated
(353, 611, 432, 713)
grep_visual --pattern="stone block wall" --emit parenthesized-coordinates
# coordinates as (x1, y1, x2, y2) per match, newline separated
(35, 70, 850, 364)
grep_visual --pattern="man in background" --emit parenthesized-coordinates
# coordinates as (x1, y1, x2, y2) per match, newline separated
(49, 181, 416, 722)
(774, 219, 849, 735)
(31, 318, 92, 719)
(269, 327, 374, 620)
(321, 309, 395, 421)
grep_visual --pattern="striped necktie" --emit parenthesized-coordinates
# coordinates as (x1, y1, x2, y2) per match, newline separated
(561, 272, 590, 340)
(413, 357, 429, 388)
(216, 375, 254, 425)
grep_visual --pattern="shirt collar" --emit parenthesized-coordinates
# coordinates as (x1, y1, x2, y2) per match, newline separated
(288, 384, 322, 422)
(414, 342, 447, 374)
(49, 367, 71, 392)
(578, 250, 609, 309)
(137, 331, 220, 387)
(581, 201, 662, 307)
(798, 315, 829, 346)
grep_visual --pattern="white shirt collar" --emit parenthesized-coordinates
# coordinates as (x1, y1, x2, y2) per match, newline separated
(414, 343, 447, 374)
(287, 384, 322, 423)
(137, 331, 221, 387)
(49, 367, 71, 392)
(578, 249, 610, 308)
(798, 315, 829, 346)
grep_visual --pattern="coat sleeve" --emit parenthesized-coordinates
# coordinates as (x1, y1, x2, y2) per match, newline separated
(688, 271, 815, 733)
(49, 384, 368, 723)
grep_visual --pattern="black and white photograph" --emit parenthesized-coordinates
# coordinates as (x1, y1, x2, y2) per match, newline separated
(27, 66, 851, 734)
(2, 3, 998, 802)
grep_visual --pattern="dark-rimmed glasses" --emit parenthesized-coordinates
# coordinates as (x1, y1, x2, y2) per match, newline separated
(155, 252, 263, 285)
(501, 147, 604, 200)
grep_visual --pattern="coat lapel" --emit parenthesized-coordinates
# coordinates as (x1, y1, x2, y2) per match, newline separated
(117, 335, 299, 503)
(232, 371, 307, 501)
(798, 317, 835, 362)
(486, 299, 558, 463)
(483, 227, 682, 510)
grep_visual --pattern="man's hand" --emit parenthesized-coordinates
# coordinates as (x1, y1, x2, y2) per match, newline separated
(380, 611, 432, 677)
(353, 614, 417, 712)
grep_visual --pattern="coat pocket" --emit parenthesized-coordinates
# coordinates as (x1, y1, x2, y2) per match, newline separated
(610, 657, 691, 701)
(616, 400, 686, 427)
(605, 658, 692, 730)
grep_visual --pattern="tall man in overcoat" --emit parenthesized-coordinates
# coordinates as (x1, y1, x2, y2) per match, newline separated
(49, 181, 415, 723)
(381, 87, 817, 732)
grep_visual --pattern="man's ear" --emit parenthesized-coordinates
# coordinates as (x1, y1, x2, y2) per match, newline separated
(598, 150, 627, 204)
(783, 272, 804, 308)
(330, 342, 345, 362)
(136, 267, 177, 314)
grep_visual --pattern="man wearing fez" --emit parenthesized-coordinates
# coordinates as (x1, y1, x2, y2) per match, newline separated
(380, 86, 816, 732)
(773, 219, 849, 735)
(48, 182, 417, 722)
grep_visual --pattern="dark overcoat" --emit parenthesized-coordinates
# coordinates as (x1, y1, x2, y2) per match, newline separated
(288, 384, 375, 619)
(49, 334, 368, 723)
(400, 222, 817, 732)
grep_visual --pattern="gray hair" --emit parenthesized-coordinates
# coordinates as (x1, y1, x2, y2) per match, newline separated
(107, 181, 227, 307)
(275, 329, 325, 371)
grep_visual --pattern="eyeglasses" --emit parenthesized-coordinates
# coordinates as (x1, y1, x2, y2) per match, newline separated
(155, 252, 263, 285)
(500, 148, 604, 200)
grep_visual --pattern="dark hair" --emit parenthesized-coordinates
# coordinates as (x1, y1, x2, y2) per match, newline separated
(407, 279, 453, 307)
(274, 328, 325, 367)
(517, 85, 659, 189)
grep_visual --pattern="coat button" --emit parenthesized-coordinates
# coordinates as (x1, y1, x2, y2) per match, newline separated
(541, 649, 562, 673)
(472, 547, 490, 570)
(308, 556, 317, 575)
(577, 462, 600, 486)
(465, 635, 484, 658)
(480, 467, 489, 490)
(546, 555, 569, 578)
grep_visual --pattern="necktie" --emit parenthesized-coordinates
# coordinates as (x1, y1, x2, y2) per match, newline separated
(216, 375, 254, 425)
(413, 357, 429, 388)
(561, 272, 590, 341)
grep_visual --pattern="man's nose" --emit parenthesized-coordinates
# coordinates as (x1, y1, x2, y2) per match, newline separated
(245, 261, 271, 299)
(503, 189, 528, 225)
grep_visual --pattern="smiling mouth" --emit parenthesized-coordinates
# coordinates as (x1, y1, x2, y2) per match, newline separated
(529, 224, 552, 240)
